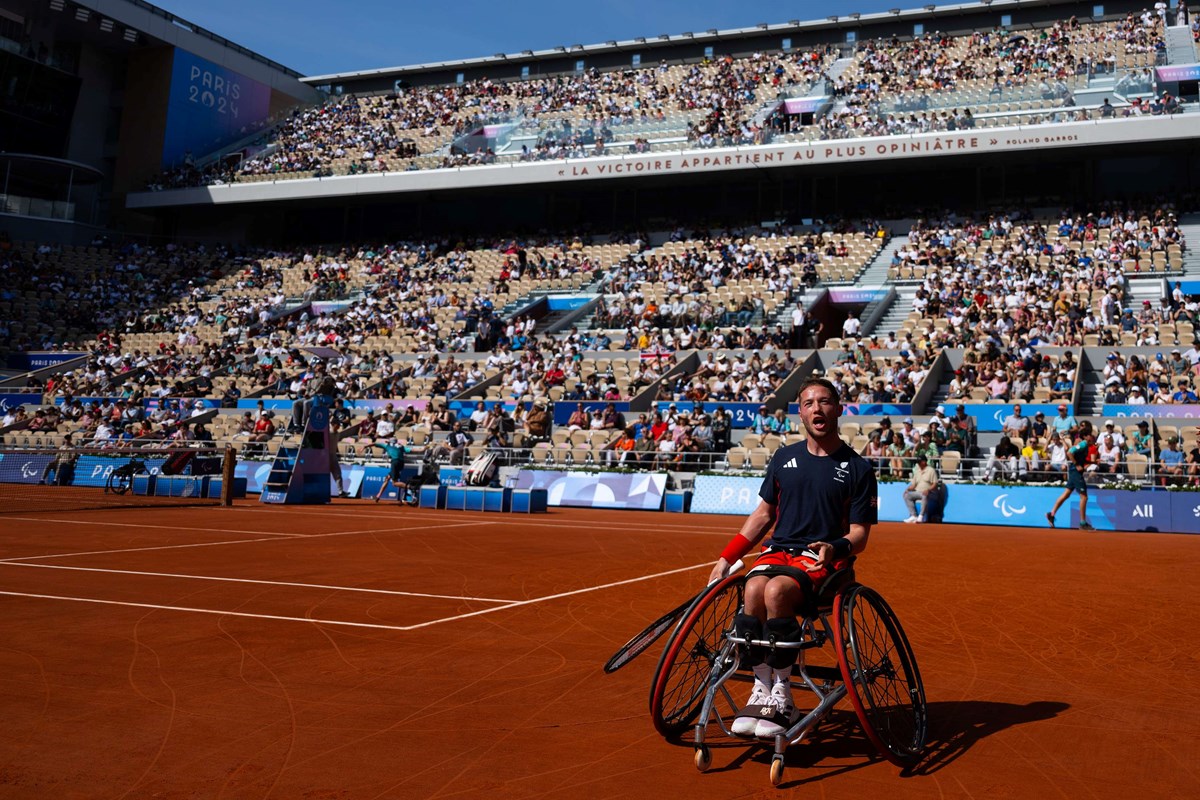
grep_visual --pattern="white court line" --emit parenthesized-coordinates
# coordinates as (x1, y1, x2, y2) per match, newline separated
(0, 560, 711, 632)
(0, 590, 425, 631)
(400, 560, 712, 631)
(0, 521, 484, 563)
(0, 516, 305, 537)
(0, 562, 518, 604)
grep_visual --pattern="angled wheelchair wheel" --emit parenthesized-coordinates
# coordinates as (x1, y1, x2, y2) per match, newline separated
(833, 583, 927, 768)
(648, 573, 744, 737)
(106, 469, 130, 495)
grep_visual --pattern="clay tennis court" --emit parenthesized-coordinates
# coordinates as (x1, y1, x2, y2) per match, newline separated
(0, 503, 1197, 799)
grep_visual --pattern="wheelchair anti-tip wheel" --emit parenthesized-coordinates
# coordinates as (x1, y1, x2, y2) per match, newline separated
(833, 583, 928, 767)
(648, 573, 744, 737)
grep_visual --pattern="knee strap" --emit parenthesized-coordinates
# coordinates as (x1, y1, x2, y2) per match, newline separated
(764, 617, 804, 669)
(733, 613, 765, 665)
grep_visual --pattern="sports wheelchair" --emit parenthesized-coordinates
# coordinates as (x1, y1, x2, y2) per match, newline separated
(105, 457, 148, 496)
(647, 563, 927, 786)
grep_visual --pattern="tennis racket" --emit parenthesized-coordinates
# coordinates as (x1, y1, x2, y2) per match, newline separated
(603, 559, 744, 675)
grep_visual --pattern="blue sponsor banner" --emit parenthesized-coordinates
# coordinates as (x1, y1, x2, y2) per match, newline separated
(957, 404, 1062, 432)
(512, 469, 667, 510)
(1102, 405, 1200, 420)
(54, 396, 125, 408)
(72, 455, 170, 488)
(447, 399, 522, 420)
(1176, 280, 1200, 295)
(6, 352, 86, 371)
(886, 482, 1199, 533)
(162, 49, 272, 166)
(657, 401, 760, 428)
(546, 296, 592, 311)
(236, 459, 369, 496)
(1171, 494, 1200, 533)
(554, 402, 631, 426)
(344, 398, 429, 414)
(693, 476, 1198, 533)
(788, 403, 912, 417)
(239, 399, 293, 412)
(236, 398, 430, 414)
(145, 398, 222, 411)
(1088, 490, 1175, 533)
(0, 453, 55, 484)
(0, 393, 42, 413)
(691, 475, 764, 515)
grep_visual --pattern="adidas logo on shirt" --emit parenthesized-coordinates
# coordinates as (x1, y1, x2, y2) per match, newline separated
(782, 457, 799, 469)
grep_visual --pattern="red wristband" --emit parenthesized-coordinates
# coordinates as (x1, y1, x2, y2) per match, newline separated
(719, 533, 754, 565)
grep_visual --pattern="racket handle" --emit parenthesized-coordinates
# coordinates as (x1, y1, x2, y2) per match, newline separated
(709, 557, 745, 585)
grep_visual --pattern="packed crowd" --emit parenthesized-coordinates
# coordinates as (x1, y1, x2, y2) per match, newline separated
(895, 206, 1185, 338)
(812, 15, 1169, 140)
(0, 237, 238, 352)
(140, 11, 1187, 192)
(148, 48, 836, 188)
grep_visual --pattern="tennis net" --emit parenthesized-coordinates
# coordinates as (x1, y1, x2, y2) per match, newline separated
(0, 445, 236, 514)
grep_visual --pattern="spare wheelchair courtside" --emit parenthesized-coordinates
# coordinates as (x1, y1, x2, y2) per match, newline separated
(648, 566, 927, 786)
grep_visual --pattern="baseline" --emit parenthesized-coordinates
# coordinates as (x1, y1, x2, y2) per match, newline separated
(0, 521, 486, 563)
(0, 562, 520, 603)
(0, 560, 713, 632)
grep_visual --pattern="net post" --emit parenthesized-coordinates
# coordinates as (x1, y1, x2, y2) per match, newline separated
(221, 445, 236, 507)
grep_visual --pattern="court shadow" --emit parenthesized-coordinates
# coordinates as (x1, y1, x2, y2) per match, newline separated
(908, 699, 1070, 776)
(667, 700, 1068, 786)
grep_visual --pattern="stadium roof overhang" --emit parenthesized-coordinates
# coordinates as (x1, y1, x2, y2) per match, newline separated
(125, 115, 1200, 210)
(300, 0, 1086, 85)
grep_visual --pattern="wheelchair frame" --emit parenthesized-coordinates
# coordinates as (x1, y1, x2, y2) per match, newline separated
(648, 570, 927, 786)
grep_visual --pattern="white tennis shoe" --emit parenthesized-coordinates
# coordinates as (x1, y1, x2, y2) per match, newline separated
(755, 680, 800, 739)
(731, 683, 772, 737)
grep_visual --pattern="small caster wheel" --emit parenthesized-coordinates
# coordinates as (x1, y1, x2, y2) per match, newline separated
(770, 756, 785, 786)
(693, 745, 711, 772)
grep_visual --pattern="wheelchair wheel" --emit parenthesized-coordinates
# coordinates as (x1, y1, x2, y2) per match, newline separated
(648, 573, 744, 737)
(106, 469, 130, 496)
(833, 584, 927, 768)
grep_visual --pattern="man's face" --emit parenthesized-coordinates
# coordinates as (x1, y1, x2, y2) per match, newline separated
(1014, 405, 1022, 416)
(797, 384, 840, 439)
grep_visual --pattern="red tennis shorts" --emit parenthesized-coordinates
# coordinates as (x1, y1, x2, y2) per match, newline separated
(749, 548, 851, 588)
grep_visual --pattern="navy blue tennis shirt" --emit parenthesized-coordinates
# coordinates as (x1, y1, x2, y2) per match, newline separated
(758, 440, 878, 547)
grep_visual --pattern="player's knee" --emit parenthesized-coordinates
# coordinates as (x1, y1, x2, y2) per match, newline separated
(742, 576, 769, 617)
(763, 577, 803, 616)
(764, 617, 804, 668)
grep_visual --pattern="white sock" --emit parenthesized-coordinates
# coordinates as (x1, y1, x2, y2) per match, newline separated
(772, 667, 792, 688)
(752, 663, 773, 692)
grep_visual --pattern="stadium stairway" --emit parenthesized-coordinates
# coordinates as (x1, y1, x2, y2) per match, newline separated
(1078, 358, 1107, 417)
(764, 287, 810, 333)
(1165, 24, 1198, 65)
(856, 235, 905, 286)
(824, 56, 856, 87)
(865, 288, 919, 339)
(1176, 214, 1200, 278)
(1126, 277, 1166, 309)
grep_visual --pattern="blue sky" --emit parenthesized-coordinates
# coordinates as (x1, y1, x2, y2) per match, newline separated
(153, 0, 967, 77)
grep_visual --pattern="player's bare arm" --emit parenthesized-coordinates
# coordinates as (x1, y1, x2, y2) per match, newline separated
(708, 500, 776, 583)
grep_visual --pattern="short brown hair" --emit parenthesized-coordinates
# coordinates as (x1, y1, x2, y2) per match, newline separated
(797, 376, 841, 405)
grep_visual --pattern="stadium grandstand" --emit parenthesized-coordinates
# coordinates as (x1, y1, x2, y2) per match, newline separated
(1, 0, 1200, 518)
